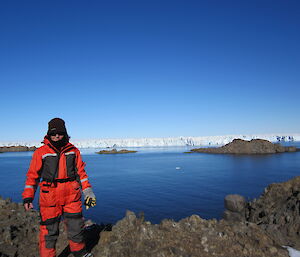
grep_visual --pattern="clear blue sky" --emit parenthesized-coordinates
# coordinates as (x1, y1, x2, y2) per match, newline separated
(1, 0, 299, 141)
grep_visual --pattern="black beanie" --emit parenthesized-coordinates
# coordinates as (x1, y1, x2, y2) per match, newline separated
(47, 118, 68, 135)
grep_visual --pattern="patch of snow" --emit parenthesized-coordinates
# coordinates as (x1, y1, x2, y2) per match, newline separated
(284, 246, 300, 257)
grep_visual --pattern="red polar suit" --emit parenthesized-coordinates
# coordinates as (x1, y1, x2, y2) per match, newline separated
(22, 136, 92, 257)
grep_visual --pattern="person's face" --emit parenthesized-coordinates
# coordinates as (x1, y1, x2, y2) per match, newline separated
(50, 134, 64, 142)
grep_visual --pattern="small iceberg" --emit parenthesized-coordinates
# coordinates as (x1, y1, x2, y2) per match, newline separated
(175, 167, 181, 170)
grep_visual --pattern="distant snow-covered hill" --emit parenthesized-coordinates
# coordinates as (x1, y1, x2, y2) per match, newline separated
(1, 133, 299, 148)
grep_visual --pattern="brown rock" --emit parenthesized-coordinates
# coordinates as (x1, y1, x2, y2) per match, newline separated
(223, 210, 244, 222)
(93, 213, 289, 257)
(244, 176, 300, 249)
(189, 138, 298, 154)
(0, 146, 36, 153)
(224, 194, 246, 212)
(96, 149, 137, 154)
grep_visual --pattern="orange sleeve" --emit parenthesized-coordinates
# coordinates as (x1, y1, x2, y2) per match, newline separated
(75, 149, 92, 190)
(22, 149, 43, 200)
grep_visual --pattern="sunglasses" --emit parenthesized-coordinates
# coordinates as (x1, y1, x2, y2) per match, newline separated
(49, 132, 65, 137)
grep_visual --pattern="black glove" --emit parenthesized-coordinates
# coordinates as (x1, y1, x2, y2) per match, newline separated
(23, 197, 33, 211)
(23, 198, 33, 204)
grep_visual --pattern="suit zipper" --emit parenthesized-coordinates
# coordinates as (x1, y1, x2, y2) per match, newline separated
(47, 144, 61, 184)
(47, 143, 75, 184)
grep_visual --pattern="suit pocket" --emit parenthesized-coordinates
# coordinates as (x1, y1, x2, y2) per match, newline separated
(39, 186, 56, 207)
(69, 181, 81, 203)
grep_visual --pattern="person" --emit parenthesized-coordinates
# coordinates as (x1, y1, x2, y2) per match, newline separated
(22, 118, 96, 257)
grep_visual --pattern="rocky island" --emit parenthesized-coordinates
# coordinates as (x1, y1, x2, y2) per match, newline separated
(186, 138, 298, 154)
(1, 175, 299, 256)
(0, 145, 36, 153)
(96, 148, 137, 154)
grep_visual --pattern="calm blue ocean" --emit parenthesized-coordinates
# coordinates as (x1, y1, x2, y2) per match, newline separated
(0, 142, 299, 224)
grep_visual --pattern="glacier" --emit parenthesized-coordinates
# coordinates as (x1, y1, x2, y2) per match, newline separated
(0, 133, 300, 148)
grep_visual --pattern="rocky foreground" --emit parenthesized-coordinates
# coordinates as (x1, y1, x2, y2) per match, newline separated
(188, 139, 298, 154)
(1, 176, 300, 257)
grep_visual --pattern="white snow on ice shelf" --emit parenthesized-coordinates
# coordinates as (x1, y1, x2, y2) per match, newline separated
(1, 133, 299, 148)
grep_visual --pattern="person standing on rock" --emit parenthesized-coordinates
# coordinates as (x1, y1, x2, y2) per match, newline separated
(22, 118, 96, 257)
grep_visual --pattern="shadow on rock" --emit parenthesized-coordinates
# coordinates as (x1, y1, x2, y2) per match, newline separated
(58, 223, 112, 257)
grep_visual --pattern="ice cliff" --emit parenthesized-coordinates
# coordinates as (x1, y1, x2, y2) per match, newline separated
(0, 133, 299, 148)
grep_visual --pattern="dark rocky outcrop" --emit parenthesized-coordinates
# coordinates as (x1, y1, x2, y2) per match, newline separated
(0, 197, 67, 257)
(96, 149, 137, 154)
(0, 196, 110, 257)
(92, 211, 288, 257)
(224, 176, 300, 249)
(2, 176, 300, 256)
(0, 146, 36, 153)
(188, 139, 298, 154)
(246, 176, 300, 249)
